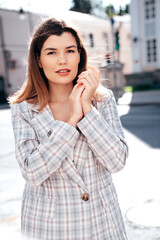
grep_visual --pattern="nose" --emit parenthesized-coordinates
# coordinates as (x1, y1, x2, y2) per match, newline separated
(58, 53, 67, 65)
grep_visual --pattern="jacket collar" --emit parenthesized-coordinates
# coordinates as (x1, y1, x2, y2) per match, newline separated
(27, 102, 41, 112)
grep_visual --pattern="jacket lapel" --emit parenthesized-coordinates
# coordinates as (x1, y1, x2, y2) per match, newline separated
(61, 154, 88, 192)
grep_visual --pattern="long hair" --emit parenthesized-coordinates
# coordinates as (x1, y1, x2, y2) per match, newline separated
(9, 17, 88, 111)
(9, 18, 87, 110)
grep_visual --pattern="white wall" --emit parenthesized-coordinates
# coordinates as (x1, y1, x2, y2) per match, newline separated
(130, 0, 160, 73)
(130, 0, 142, 73)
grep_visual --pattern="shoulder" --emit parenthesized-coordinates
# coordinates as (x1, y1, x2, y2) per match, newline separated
(101, 89, 116, 116)
(101, 87, 114, 104)
(93, 86, 115, 110)
(11, 101, 39, 119)
(97, 85, 114, 101)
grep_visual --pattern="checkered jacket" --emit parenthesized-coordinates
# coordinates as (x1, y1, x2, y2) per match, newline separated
(11, 89, 128, 240)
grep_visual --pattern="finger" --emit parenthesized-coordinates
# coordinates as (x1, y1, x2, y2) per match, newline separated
(88, 67, 100, 86)
(78, 76, 92, 87)
(71, 85, 85, 98)
(78, 71, 96, 82)
(77, 79, 93, 92)
(88, 66, 100, 79)
(88, 68, 100, 85)
(70, 83, 83, 96)
(79, 67, 98, 77)
(73, 86, 85, 100)
(78, 72, 98, 88)
(78, 70, 98, 86)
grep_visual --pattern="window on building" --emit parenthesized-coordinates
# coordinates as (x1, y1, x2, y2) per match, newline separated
(89, 33, 94, 47)
(145, 21, 155, 37)
(146, 39, 157, 62)
(145, 0, 155, 19)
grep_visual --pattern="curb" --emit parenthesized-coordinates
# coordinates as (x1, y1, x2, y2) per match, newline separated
(0, 104, 10, 109)
(118, 102, 160, 106)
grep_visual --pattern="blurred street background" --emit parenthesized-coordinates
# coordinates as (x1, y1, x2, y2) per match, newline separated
(0, 0, 160, 239)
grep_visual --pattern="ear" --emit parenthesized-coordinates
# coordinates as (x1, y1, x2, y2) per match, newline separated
(37, 55, 43, 68)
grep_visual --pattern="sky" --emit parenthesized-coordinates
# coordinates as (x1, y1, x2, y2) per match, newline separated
(0, 0, 131, 15)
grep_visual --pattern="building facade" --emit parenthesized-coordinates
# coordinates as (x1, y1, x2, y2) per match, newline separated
(130, 0, 160, 73)
(0, 9, 111, 99)
(0, 8, 131, 101)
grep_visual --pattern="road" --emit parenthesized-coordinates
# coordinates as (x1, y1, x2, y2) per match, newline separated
(120, 105, 160, 148)
(117, 105, 160, 239)
(0, 105, 160, 239)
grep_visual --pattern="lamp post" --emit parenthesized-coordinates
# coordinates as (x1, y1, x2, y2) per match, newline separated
(106, 5, 118, 101)
(19, 7, 26, 20)
(18, 5, 33, 34)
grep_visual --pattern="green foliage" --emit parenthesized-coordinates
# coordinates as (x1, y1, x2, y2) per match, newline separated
(117, 4, 130, 16)
(105, 4, 115, 17)
(125, 4, 129, 14)
(124, 85, 160, 92)
(70, 0, 92, 14)
(119, 6, 123, 16)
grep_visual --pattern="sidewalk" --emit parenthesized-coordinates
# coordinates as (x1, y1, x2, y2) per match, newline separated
(118, 90, 160, 105)
(116, 90, 160, 239)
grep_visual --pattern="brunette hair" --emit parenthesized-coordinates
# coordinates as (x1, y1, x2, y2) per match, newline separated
(9, 17, 88, 111)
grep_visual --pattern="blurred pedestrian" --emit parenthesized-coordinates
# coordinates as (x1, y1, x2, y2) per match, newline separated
(9, 17, 128, 240)
(106, 51, 111, 63)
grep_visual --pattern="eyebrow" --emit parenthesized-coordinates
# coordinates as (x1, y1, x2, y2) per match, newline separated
(44, 45, 77, 51)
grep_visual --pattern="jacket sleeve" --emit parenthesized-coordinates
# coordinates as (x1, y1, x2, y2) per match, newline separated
(77, 90, 129, 173)
(11, 103, 79, 186)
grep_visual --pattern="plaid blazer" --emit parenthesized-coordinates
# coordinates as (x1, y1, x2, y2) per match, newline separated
(11, 89, 128, 240)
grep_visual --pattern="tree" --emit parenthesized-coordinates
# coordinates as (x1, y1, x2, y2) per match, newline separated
(117, 4, 130, 16)
(118, 6, 124, 16)
(105, 4, 115, 18)
(125, 4, 129, 14)
(70, 0, 92, 14)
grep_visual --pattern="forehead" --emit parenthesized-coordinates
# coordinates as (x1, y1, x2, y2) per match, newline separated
(42, 32, 77, 49)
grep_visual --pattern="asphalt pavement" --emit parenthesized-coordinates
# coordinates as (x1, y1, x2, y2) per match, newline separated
(0, 90, 160, 239)
(118, 89, 160, 106)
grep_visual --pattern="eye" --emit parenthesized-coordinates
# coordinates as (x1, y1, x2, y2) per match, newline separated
(67, 49, 75, 53)
(47, 51, 56, 55)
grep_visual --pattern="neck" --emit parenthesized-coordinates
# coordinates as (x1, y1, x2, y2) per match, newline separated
(48, 82, 73, 103)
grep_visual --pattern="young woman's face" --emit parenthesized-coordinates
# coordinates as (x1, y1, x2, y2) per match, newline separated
(38, 32, 80, 86)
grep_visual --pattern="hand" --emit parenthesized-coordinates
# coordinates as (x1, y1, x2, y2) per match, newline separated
(77, 66, 100, 115)
(67, 84, 85, 127)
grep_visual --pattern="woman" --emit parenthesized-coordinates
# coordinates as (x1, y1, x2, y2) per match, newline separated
(10, 17, 128, 240)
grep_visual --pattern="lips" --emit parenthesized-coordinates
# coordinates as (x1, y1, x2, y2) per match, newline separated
(55, 68, 71, 76)
(56, 69, 71, 73)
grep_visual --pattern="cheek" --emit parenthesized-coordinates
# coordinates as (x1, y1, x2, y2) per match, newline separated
(71, 53, 80, 67)
(72, 61, 79, 74)
(40, 59, 53, 72)
(73, 56, 80, 69)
